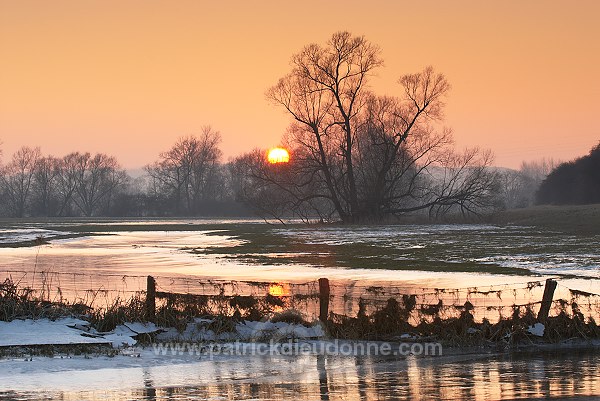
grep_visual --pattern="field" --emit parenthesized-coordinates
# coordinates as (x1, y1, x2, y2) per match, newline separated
(491, 203, 600, 234)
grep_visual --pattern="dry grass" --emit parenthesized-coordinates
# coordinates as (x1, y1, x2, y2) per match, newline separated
(88, 294, 147, 332)
(0, 276, 147, 332)
(0, 277, 91, 321)
(326, 296, 600, 346)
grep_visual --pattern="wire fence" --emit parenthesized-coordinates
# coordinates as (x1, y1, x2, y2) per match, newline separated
(2, 269, 599, 329)
(0, 269, 147, 312)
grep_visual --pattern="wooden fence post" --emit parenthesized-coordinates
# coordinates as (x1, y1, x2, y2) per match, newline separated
(146, 275, 156, 323)
(318, 278, 330, 324)
(537, 278, 557, 323)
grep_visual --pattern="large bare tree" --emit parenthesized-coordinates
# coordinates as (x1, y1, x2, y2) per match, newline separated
(240, 31, 497, 223)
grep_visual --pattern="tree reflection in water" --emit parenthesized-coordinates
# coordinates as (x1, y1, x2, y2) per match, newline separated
(2, 349, 599, 400)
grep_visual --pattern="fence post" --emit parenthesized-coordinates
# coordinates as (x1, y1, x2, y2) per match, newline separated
(318, 278, 330, 324)
(146, 275, 156, 323)
(537, 278, 557, 323)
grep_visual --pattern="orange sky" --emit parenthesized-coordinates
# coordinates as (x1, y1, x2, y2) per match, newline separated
(1, 0, 599, 169)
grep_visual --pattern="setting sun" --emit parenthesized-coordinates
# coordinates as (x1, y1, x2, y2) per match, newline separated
(267, 147, 290, 164)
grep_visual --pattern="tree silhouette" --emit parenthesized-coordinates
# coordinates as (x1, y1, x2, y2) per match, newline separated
(242, 31, 497, 223)
(536, 143, 600, 205)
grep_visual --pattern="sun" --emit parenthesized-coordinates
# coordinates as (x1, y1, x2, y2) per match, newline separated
(267, 147, 290, 164)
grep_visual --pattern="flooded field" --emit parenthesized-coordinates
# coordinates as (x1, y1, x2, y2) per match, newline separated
(0, 219, 598, 291)
(1, 219, 599, 400)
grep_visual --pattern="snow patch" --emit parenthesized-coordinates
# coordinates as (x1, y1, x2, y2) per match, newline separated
(0, 318, 108, 347)
(528, 323, 545, 337)
(155, 319, 325, 342)
(0, 318, 324, 349)
(123, 322, 159, 335)
(0, 228, 71, 244)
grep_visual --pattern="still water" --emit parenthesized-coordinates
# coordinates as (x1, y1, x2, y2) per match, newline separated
(1, 348, 599, 400)
(0, 219, 598, 291)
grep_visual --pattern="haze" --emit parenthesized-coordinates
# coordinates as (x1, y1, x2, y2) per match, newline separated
(1, 0, 598, 169)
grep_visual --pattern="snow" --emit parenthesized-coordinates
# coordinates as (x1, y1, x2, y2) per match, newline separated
(0, 228, 71, 244)
(0, 318, 324, 348)
(0, 319, 163, 348)
(100, 325, 141, 347)
(528, 323, 545, 337)
(122, 322, 159, 334)
(155, 319, 325, 342)
(0, 318, 108, 347)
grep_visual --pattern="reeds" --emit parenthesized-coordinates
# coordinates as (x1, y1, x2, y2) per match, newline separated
(326, 296, 600, 345)
(0, 277, 91, 321)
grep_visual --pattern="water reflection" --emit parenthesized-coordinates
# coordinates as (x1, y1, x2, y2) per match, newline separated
(2, 349, 599, 400)
(1, 224, 598, 291)
(317, 354, 329, 401)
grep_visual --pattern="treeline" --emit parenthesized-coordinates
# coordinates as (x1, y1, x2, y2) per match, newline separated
(233, 33, 501, 223)
(495, 159, 559, 209)
(0, 127, 250, 218)
(0, 132, 572, 219)
(536, 143, 600, 205)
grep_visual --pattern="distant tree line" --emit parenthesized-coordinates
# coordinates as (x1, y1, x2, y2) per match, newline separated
(0, 129, 249, 218)
(536, 143, 600, 205)
(1, 134, 594, 220)
(495, 158, 559, 209)
(0, 146, 128, 217)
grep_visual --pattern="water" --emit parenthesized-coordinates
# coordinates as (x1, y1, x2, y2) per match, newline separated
(279, 224, 600, 279)
(1, 349, 599, 400)
(0, 220, 598, 291)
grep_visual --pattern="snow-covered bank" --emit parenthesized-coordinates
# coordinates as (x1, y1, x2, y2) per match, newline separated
(0, 317, 329, 396)
(2, 318, 600, 400)
(0, 317, 325, 349)
(0, 318, 156, 348)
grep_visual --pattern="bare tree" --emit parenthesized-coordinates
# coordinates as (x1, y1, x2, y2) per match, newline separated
(145, 126, 222, 215)
(267, 31, 383, 222)
(56, 152, 85, 216)
(0, 146, 41, 217)
(71, 153, 128, 217)
(31, 156, 61, 216)
(190, 128, 223, 205)
(497, 158, 560, 209)
(257, 32, 495, 223)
